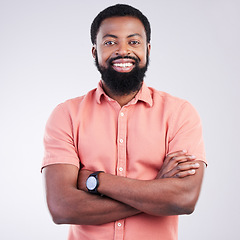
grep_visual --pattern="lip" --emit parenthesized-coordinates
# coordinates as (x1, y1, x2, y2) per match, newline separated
(111, 58, 135, 64)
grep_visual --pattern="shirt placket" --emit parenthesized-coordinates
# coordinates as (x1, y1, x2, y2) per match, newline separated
(114, 106, 128, 240)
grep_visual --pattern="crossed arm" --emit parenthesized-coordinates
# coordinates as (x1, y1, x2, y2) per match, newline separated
(43, 150, 205, 225)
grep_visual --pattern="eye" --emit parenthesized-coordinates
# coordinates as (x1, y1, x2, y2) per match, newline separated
(104, 41, 116, 46)
(129, 40, 140, 45)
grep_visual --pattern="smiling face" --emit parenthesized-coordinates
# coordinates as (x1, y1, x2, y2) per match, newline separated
(93, 16, 150, 72)
(92, 16, 151, 96)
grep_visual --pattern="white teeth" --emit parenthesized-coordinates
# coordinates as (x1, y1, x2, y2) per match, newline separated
(113, 63, 133, 68)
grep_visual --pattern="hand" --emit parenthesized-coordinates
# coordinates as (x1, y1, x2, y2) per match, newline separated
(157, 150, 200, 179)
(77, 169, 94, 192)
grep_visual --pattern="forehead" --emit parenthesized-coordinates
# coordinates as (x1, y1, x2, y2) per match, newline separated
(97, 16, 146, 40)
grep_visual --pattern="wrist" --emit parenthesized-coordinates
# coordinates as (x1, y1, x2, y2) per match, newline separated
(86, 171, 104, 195)
(78, 169, 94, 191)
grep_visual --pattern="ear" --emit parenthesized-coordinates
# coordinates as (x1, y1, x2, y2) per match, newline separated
(147, 43, 151, 56)
(92, 45, 97, 59)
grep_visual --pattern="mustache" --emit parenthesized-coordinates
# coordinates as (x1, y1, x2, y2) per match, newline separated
(108, 55, 140, 65)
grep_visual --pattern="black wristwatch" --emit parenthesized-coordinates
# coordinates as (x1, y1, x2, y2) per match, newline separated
(86, 171, 104, 195)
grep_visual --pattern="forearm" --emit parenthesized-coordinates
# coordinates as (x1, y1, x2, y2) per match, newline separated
(53, 190, 140, 225)
(96, 162, 205, 216)
(98, 176, 192, 216)
(43, 164, 140, 226)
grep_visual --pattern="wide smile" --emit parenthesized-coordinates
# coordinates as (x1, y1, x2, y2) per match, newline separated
(111, 59, 135, 73)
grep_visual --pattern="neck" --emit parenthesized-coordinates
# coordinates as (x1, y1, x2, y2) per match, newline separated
(102, 82, 139, 107)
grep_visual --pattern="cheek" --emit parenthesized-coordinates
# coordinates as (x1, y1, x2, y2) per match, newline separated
(96, 49, 111, 66)
(136, 46, 148, 64)
(138, 52, 147, 66)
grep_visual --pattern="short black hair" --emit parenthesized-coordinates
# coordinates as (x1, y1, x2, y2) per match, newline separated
(90, 4, 151, 44)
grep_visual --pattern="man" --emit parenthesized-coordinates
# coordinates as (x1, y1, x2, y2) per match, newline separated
(42, 4, 206, 240)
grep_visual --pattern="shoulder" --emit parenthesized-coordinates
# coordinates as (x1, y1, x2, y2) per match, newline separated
(146, 86, 201, 125)
(46, 88, 97, 127)
(55, 88, 97, 114)
(148, 86, 190, 110)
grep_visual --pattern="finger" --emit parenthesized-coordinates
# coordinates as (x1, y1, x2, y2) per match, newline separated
(177, 162, 200, 171)
(174, 169, 197, 178)
(169, 155, 196, 165)
(158, 150, 196, 179)
(165, 150, 188, 160)
(163, 150, 188, 168)
(159, 152, 193, 178)
(162, 161, 200, 178)
(164, 155, 196, 175)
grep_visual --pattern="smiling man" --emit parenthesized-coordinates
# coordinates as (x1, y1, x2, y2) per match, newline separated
(42, 4, 206, 240)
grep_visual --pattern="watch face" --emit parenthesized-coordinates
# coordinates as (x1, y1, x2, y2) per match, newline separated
(86, 176, 97, 190)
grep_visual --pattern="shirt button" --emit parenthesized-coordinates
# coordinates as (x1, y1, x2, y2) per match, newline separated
(119, 139, 123, 143)
(117, 223, 122, 227)
(119, 167, 123, 172)
(120, 112, 124, 117)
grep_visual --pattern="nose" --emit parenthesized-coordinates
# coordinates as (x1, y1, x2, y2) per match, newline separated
(116, 42, 130, 56)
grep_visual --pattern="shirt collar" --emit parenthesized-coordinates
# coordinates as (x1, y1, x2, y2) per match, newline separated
(96, 81, 106, 104)
(135, 82, 153, 107)
(96, 80, 153, 107)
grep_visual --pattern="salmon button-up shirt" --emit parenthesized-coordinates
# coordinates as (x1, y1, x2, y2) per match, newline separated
(42, 81, 206, 240)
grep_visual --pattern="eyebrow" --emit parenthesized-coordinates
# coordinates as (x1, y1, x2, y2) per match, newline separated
(102, 33, 143, 39)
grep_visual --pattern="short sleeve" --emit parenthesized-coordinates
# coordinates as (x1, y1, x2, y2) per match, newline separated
(41, 103, 80, 171)
(168, 101, 206, 164)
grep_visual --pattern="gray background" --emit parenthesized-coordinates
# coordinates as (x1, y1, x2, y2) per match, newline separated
(1, 0, 239, 239)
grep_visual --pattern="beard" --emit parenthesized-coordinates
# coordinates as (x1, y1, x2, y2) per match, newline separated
(95, 52, 149, 96)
